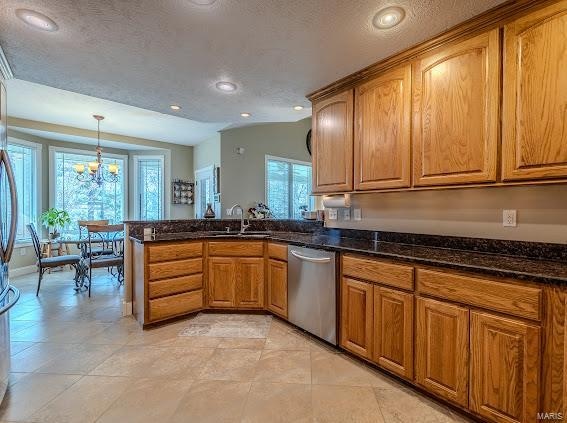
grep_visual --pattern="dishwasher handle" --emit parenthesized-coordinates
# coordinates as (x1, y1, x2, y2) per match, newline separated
(290, 250, 332, 264)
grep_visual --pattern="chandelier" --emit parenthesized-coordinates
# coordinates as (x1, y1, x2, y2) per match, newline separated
(73, 115, 119, 186)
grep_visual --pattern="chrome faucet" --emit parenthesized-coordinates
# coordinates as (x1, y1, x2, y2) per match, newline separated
(229, 204, 250, 233)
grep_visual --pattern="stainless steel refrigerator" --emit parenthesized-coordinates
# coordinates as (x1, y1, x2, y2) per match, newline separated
(0, 78, 20, 403)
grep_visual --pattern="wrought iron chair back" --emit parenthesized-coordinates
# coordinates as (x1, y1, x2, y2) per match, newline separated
(85, 224, 125, 297)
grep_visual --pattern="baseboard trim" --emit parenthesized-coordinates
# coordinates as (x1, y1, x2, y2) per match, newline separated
(10, 265, 37, 277)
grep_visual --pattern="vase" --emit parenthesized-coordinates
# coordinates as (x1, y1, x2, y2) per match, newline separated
(204, 203, 216, 219)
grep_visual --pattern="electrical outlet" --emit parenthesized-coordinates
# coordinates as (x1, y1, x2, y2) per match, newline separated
(343, 209, 351, 221)
(353, 208, 362, 221)
(226, 209, 232, 216)
(327, 208, 338, 220)
(19, 247, 26, 256)
(503, 209, 517, 227)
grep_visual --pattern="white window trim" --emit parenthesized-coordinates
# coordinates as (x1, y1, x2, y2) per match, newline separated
(132, 154, 166, 220)
(264, 154, 312, 219)
(49, 145, 129, 220)
(8, 137, 42, 244)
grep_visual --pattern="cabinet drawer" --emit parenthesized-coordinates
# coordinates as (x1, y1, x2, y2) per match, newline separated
(149, 274, 203, 299)
(342, 255, 414, 290)
(148, 242, 202, 263)
(416, 269, 542, 321)
(268, 243, 288, 261)
(148, 257, 203, 281)
(149, 290, 203, 322)
(208, 241, 264, 257)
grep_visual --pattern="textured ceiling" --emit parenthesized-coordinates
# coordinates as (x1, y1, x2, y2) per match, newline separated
(0, 0, 507, 125)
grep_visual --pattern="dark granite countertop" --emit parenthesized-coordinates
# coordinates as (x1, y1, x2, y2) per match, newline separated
(130, 230, 567, 285)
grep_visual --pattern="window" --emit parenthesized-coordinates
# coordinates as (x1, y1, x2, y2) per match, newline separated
(7, 140, 40, 242)
(134, 155, 164, 220)
(51, 148, 126, 234)
(266, 155, 313, 219)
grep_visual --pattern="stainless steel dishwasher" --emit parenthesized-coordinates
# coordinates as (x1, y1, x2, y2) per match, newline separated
(288, 246, 337, 345)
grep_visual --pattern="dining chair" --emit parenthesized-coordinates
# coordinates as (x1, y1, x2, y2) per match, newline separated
(85, 224, 124, 297)
(27, 224, 82, 296)
(78, 219, 113, 257)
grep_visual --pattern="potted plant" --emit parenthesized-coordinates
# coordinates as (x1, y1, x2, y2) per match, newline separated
(40, 208, 71, 239)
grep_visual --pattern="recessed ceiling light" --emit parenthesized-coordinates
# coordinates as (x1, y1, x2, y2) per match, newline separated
(293, 105, 304, 111)
(373, 6, 405, 29)
(170, 104, 182, 111)
(240, 112, 251, 118)
(215, 81, 237, 92)
(15, 9, 58, 32)
(188, 0, 217, 5)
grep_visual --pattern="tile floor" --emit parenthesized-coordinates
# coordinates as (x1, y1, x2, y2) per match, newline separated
(1, 269, 472, 422)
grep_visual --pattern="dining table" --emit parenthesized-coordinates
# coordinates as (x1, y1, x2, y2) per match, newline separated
(57, 236, 124, 292)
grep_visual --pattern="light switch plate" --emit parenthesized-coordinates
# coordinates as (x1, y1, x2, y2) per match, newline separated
(19, 247, 26, 256)
(503, 209, 517, 227)
(353, 208, 362, 221)
(328, 208, 338, 220)
(343, 209, 351, 220)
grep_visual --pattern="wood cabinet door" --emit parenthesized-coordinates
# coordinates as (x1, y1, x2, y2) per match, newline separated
(312, 89, 354, 193)
(502, 1, 567, 181)
(355, 64, 411, 190)
(208, 257, 236, 307)
(340, 277, 373, 359)
(470, 312, 541, 423)
(267, 259, 287, 318)
(373, 286, 413, 379)
(416, 297, 469, 407)
(235, 258, 264, 308)
(413, 29, 499, 186)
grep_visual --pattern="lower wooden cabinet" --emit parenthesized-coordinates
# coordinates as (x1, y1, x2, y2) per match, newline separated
(235, 258, 264, 308)
(148, 290, 203, 321)
(340, 277, 373, 359)
(267, 259, 288, 318)
(132, 240, 204, 325)
(208, 257, 264, 309)
(470, 312, 541, 423)
(373, 286, 413, 379)
(415, 297, 470, 407)
(208, 257, 237, 307)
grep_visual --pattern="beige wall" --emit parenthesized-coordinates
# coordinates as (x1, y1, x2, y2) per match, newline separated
(325, 185, 567, 244)
(193, 133, 221, 172)
(220, 118, 312, 216)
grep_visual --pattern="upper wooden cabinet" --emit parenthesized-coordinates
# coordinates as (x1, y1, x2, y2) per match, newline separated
(502, 1, 567, 181)
(412, 29, 500, 186)
(354, 64, 412, 190)
(470, 312, 541, 423)
(312, 89, 354, 193)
